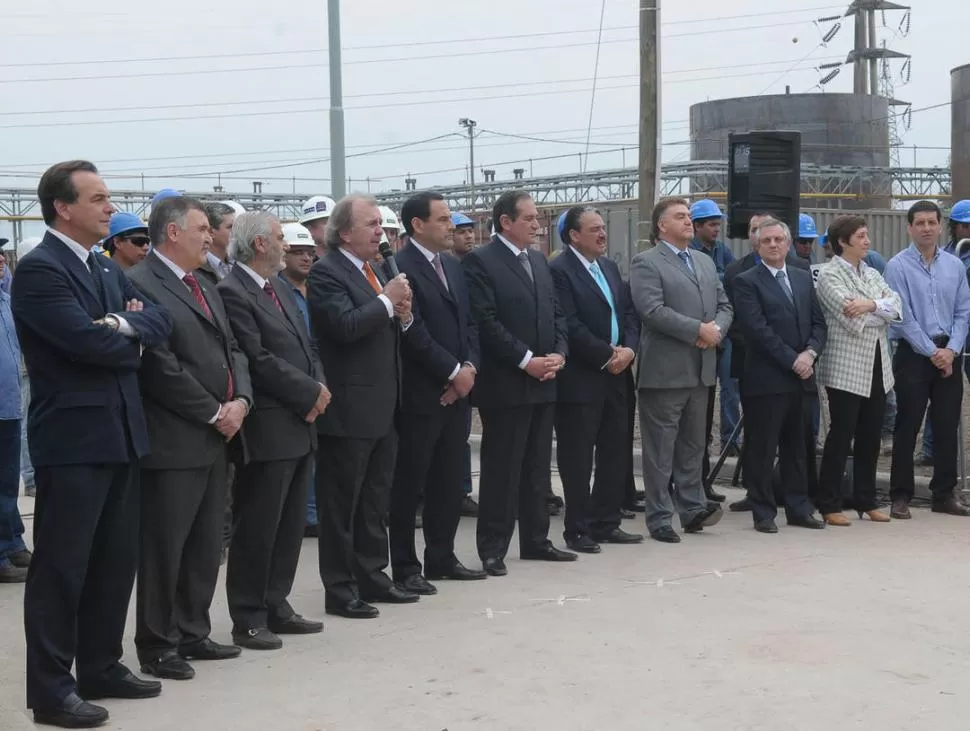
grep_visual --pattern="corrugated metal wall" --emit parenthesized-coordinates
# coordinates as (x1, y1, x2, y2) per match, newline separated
(544, 203, 912, 276)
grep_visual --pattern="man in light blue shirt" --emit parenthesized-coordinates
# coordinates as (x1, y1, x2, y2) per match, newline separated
(0, 251, 29, 582)
(884, 200, 970, 519)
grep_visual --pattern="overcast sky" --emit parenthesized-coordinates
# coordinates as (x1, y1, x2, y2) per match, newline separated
(0, 0, 962, 230)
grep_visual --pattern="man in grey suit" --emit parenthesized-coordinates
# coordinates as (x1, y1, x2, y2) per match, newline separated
(630, 197, 733, 543)
(217, 212, 330, 650)
(128, 196, 253, 680)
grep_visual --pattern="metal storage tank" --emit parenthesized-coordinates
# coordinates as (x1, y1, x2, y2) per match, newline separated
(690, 93, 892, 209)
(953, 64, 970, 202)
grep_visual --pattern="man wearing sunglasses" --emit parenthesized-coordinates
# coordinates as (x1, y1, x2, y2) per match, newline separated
(103, 212, 150, 270)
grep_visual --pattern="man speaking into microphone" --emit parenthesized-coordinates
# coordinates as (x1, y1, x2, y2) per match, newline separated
(308, 194, 419, 619)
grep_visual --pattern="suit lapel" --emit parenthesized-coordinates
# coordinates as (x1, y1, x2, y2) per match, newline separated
(566, 248, 609, 307)
(330, 249, 380, 299)
(46, 234, 102, 311)
(756, 264, 797, 316)
(658, 244, 699, 288)
(789, 269, 810, 338)
(149, 252, 220, 331)
(233, 267, 296, 335)
(493, 238, 536, 295)
(406, 243, 454, 304)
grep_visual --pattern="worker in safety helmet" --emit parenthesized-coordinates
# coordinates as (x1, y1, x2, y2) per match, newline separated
(298, 195, 336, 259)
(102, 212, 150, 270)
(794, 213, 819, 262)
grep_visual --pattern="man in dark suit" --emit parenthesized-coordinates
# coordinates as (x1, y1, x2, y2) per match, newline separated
(388, 192, 487, 593)
(550, 205, 643, 553)
(127, 196, 253, 680)
(12, 160, 172, 728)
(463, 190, 576, 576)
(724, 213, 816, 512)
(733, 217, 827, 533)
(217, 212, 329, 650)
(308, 194, 419, 619)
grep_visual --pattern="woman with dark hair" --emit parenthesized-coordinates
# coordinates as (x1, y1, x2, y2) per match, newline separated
(815, 215, 902, 525)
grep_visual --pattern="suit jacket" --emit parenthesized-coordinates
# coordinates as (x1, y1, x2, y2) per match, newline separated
(218, 266, 325, 462)
(127, 250, 253, 470)
(307, 248, 399, 439)
(395, 241, 479, 415)
(550, 247, 639, 404)
(724, 251, 810, 379)
(462, 236, 568, 409)
(10, 232, 172, 467)
(629, 243, 733, 390)
(733, 262, 827, 397)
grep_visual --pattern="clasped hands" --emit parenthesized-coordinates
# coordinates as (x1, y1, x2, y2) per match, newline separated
(931, 347, 955, 378)
(525, 353, 565, 382)
(694, 321, 721, 350)
(304, 383, 333, 422)
(606, 345, 635, 375)
(792, 350, 815, 380)
(215, 399, 247, 441)
(440, 364, 477, 406)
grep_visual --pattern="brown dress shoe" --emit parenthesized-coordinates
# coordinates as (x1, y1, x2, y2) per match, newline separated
(823, 512, 851, 527)
(890, 499, 911, 520)
(931, 496, 970, 517)
(857, 509, 891, 522)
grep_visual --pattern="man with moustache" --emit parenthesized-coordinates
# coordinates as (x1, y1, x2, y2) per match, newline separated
(127, 196, 252, 680)
(13, 160, 172, 728)
(217, 212, 328, 649)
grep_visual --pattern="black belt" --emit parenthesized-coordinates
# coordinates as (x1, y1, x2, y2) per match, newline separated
(931, 335, 950, 348)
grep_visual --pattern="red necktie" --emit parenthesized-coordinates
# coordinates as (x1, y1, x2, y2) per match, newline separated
(183, 272, 233, 400)
(263, 281, 284, 313)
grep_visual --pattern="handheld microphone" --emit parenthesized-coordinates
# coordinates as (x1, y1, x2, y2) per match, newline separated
(379, 240, 400, 278)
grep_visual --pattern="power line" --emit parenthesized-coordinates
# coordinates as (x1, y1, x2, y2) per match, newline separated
(583, 0, 609, 174)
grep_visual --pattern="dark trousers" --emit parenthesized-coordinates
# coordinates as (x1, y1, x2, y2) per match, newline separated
(555, 377, 630, 539)
(222, 461, 236, 545)
(817, 351, 886, 514)
(226, 453, 313, 630)
(316, 433, 396, 603)
(461, 407, 473, 496)
(25, 459, 139, 709)
(890, 342, 963, 503)
(0, 418, 26, 559)
(390, 404, 468, 579)
(476, 403, 554, 560)
(136, 460, 227, 661)
(743, 392, 813, 523)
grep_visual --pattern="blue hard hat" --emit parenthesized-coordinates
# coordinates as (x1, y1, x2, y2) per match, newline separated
(951, 199, 970, 224)
(798, 213, 818, 239)
(151, 188, 181, 205)
(106, 212, 147, 241)
(451, 212, 474, 227)
(557, 211, 568, 242)
(689, 199, 723, 221)
(817, 232, 828, 248)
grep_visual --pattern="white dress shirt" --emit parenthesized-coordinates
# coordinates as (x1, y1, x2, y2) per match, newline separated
(234, 260, 267, 289)
(48, 227, 135, 336)
(338, 247, 413, 331)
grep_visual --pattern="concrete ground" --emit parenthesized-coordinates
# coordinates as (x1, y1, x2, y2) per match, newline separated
(3, 476, 969, 731)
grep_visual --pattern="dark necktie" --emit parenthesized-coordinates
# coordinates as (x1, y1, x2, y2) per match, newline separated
(87, 252, 106, 307)
(263, 281, 284, 313)
(775, 270, 795, 304)
(517, 251, 534, 283)
(184, 272, 233, 399)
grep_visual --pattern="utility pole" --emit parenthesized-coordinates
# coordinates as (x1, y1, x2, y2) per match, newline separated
(459, 118, 477, 213)
(328, 0, 346, 199)
(637, 0, 660, 250)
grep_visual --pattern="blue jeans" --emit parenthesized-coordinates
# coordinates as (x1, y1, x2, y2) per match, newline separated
(0, 418, 27, 561)
(20, 378, 34, 490)
(718, 339, 741, 446)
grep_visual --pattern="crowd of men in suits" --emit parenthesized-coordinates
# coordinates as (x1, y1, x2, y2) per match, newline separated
(2, 158, 970, 729)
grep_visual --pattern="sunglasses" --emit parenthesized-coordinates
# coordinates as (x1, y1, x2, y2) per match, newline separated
(124, 236, 151, 247)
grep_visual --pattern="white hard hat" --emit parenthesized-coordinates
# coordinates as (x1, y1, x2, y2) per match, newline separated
(282, 222, 315, 247)
(1, 240, 13, 252)
(17, 236, 42, 259)
(300, 195, 336, 225)
(378, 205, 401, 232)
(219, 200, 247, 216)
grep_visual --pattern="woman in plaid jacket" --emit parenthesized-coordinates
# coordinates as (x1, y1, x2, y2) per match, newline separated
(815, 215, 902, 525)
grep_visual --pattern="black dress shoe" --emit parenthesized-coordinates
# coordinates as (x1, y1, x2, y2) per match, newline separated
(425, 561, 488, 581)
(704, 484, 726, 502)
(931, 496, 970, 516)
(8, 548, 32, 568)
(232, 627, 283, 650)
(729, 497, 752, 512)
(890, 498, 911, 519)
(483, 557, 507, 576)
(565, 534, 601, 553)
(0, 561, 27, 582)
(325, 598, 380, 619)
(649, 526, 681, 543)
(592, 527, 644, 544)
(268, 613, 324, 634)
(754, 519, 778, 534)
(362, 584, 420, 604)
(78, 666, 162, 700)
(521, 545, 578, 562)
(684, 504, 723, 533)
(623, 498, 647, 513)
(398, 574, 438, 595)
(788, 514, 825, 529)
(33, 693, 109, 729)
(178, 638, 242, 661)
(140, 652, 195, 681)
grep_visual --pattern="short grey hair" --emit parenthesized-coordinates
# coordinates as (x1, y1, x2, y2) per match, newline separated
(754, 217, 792, 245)
(325, 194, 378, 250)
(204, 202, 236, 230)
(148, 195, 206, 247)
(229, 211, 276, 264)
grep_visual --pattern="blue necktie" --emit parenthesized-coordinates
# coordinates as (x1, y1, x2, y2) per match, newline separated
(590, 261, 619, 346)
(775, 270, 794, 304)
(677, 250, 694, 276)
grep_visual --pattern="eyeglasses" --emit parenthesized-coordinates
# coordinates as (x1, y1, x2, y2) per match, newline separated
(125, 236, 151, 247)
